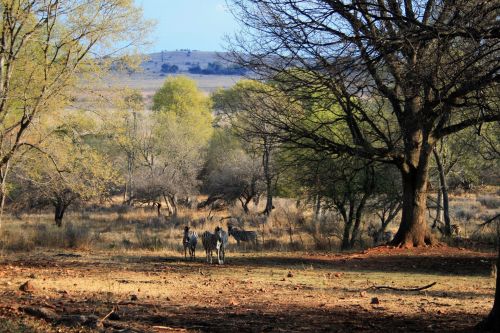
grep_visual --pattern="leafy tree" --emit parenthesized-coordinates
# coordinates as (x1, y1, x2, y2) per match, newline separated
(134, 76, 213, 215)
(11, 111, 119, 226)
(228, 0, 500, 247)
(161, 63, 179, 73)
(212, 80, 284, 215)
(202, 129, 264, 213)
(0, 0, 147, 216)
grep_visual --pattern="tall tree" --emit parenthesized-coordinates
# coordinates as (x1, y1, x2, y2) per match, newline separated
(133, 76, 213, 215)
(228, 0, 500, 247)
(212, 80, 281, 215)
(0, 0, 147, 213)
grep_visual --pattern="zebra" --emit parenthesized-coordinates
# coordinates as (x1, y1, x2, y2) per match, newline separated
(182, 226, 198, 260)
(367, 224, 393, 245)
(228, 225, 258, 246)
(201, 226, 226, 264)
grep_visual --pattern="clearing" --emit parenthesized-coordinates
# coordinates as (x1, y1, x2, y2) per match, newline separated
(0, 246, 495, 332)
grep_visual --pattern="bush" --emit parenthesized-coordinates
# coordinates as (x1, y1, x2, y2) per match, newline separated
(64, 222, 94, 249)
(135, 229, 164, 250)
(0, 230, 35, 252)
(478, 195, 500, 209)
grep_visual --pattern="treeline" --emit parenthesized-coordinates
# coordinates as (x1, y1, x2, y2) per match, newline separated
(160, 62, 247, 75)
(6, 75, 497, 255)
(188, 62, 247, 75)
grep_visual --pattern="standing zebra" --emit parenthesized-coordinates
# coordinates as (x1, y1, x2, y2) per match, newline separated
(183, 226, 198, 260)
(228, 225, 258, 246)
(201, 226, 226, 264)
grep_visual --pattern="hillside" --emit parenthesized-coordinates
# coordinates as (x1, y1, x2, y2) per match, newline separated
(106, 50, 243, 104)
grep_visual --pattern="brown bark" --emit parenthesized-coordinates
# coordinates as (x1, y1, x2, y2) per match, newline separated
(262, 137, 273, 216)
(54, 203, 67, 228)
(477, 245, 500, 331)
(433, 148, 451, 235)
(391, 155, 435, 247)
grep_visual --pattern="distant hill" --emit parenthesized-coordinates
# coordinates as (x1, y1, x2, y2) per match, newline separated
(140, 50, 245, 76)
(105, 50, 244, 105)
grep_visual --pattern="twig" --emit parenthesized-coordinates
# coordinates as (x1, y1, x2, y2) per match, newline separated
(366, 282, 437, 292)
(99, 306, 115, 324)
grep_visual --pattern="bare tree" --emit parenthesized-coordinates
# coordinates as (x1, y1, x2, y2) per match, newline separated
(227, 0, 500, 247)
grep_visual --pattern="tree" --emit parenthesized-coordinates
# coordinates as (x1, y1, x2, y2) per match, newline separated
(109, 89, 145, 204)
(11, 111, 119, 226)
(203, 129, 265, 213)
(212, 80, 282, 215)
(228, 0, 500, 247)
(133, 76, 213, 215)
(0, 0, 147, 216)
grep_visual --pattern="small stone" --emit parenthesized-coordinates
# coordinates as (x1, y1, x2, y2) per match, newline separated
(130, 294, 138, 301)
(359, 291, 367, 297)
(28, 273, 37, 279)
(19, 281, 36, 293)
(370, 297, 380, 304)
(287, 271, 294, 278)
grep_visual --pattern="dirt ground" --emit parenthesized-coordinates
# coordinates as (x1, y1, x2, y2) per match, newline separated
(0, 246, 496, 333)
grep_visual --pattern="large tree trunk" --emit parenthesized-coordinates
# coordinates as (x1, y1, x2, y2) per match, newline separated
(433, 148, 451, 235)
(477, 244, 500, 331)
(391, 151, 434, 247)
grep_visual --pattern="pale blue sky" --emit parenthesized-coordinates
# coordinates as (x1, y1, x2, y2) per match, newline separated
(135, 0, 239, 52)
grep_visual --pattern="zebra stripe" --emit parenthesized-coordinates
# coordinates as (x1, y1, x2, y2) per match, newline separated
(201, 227, 225, 264)
(183, 226, 198, 260)
(228, 226, 258, 245)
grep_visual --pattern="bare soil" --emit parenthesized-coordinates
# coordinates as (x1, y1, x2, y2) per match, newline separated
(0, 246, 496, 332)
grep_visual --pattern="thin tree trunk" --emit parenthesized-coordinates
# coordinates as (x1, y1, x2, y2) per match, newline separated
(350, 193, 369, 248)
(314, 194, 321, 234)
(54, 202, 67, 228)
(432, 186, 442, 229)
(262, 138, 273, 215)
(0, 159, 10, 230)
(433, 148, 451, 235)
(477, 244, 500, 331)
(340, 204, 354, 251)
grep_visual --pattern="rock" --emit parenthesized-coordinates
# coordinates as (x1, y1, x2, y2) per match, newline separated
(22, 306, 59, 321)
(130, 294, 138, 301)
(19, 281, 36, 293)
(370, 297, 380, 304)
(359, 291, 367, 297)
(287, 271, 294, 278)
(334, 273, 342, 278)
(28, 273, 37, 279)
(58, 314, 100, 328)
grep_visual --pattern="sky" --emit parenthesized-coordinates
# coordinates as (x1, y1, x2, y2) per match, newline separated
(135, 0, 240, 52)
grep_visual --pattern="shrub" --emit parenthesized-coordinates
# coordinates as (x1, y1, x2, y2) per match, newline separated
(135, 229, 164, 251)
(478, 195, 500, 209)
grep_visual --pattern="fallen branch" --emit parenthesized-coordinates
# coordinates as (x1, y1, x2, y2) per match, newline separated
(366, 282, 437, 292)
(99, 307, 115, 325)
